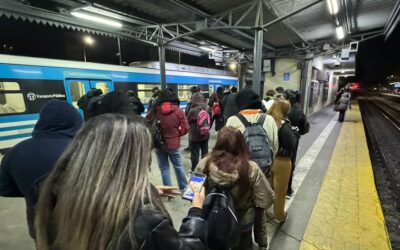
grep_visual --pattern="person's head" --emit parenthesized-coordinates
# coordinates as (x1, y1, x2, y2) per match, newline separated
(35, 114, 158, 250)
(153, 88, 180, 110)
(231, 86, 238, 93)
(235, 88, 262, 111)
(152, 87, 160, 95)
(224, 86, 230, 92)
(190, 85, 200, 93)
(87, 88, 103, 98)
(283, 89, 298, 105)
(89, 91, 134, 118)
(205, 126, 250, 193)
(275, 87, 284, 93)
(33, 100, 83, 138)
(126, 90, 136, 97)
(266, 89, 275, 97)
(216, 87, 223, 95)
(267, 99, 291, 127)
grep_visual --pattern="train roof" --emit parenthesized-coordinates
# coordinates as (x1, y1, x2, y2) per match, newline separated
(0, 54, 237, 80)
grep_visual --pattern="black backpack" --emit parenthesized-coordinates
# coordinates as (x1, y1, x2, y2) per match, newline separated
(150, 119, 165, 149)
(202, 187, 240, 250)
(236, 113, 273, 176)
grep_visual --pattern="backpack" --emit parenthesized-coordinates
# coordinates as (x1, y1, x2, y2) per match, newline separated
(202, 187, 241, 250)
(212, 102, 221, 116)
(236, 113, 273, 176)
(150, 119, 165, 149)
(197, 109, 211, 135)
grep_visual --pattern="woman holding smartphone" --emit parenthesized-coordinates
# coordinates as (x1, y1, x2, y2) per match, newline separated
(195, 126, 275, 250)
(35, 114, 206, 250)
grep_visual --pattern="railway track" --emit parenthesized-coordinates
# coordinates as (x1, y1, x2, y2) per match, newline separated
(359, 98, 400, 248)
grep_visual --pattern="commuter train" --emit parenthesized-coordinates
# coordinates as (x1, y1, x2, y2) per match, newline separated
(0, 55, 238, 152)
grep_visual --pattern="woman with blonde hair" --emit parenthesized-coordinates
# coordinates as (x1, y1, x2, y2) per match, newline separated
(267, 99, 296, 223)
(35, 114, 206, 250)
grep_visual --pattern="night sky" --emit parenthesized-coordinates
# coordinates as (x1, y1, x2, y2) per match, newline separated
(1, 16, 399, 88)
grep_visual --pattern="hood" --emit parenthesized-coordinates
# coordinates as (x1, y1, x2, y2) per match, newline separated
(191, 92, 205, 108)
(236, 88, 262, 111)
(33, 100, 83, 138)
(160, 102, 178, 114)
(208, 163, 239, 187)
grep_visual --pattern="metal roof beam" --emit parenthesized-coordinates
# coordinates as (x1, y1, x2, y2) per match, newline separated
(384, 0, 400, 40)
(167, 0, 276, 51)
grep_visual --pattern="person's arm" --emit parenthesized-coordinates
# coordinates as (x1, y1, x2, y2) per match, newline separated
(178, 110, 189, 136)
(0, 155, 23, 197)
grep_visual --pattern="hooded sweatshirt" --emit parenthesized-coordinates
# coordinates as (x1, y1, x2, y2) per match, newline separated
(0, 100, 83, 238)
(195, 156, 274, 247)
(148, 102, 189, 150)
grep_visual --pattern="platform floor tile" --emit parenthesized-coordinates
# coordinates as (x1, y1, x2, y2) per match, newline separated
(300, 104, 391, 250)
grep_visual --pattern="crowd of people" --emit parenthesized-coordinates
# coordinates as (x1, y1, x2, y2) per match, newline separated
(0, 83, 311, 250)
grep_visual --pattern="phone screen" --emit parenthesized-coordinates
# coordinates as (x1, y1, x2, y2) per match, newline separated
(182, 173, 207, 201)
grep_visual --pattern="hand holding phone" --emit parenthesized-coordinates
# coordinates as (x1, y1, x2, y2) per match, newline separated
(182, 173, 206, 201)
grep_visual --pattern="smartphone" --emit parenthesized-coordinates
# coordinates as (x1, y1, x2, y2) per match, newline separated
(182, 173, 207, 201)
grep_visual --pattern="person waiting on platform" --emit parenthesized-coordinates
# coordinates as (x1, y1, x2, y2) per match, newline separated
(262, 89, 276, 111)
(221, 86, 239, 122)
(208, 87, 223, 133)
(267, 99, 296, 224)
(35, 114, 207, 250)
(187, 90, 211, 171)
(337, 91, 351, 122)
(0, 100, 83, 239)
(77, 88, 103, 121)
(284, 90, 310, 198)
(147, 89, 189, 191)
(148, 86, 160, 111)
(195, 126, 274, 250)
(275, 86, 285, 99)
(126, 90, 145, 116)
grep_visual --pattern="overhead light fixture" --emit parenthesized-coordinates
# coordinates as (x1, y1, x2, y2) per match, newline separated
(336, 26, 345, 40)
(229, 62, 237, 71)
(327, 0, 339, 15)
(71, 11, 123, 28)
(84, 36, 94, 46)
(199, 46, 216, 52)
(341, 70, 345, 73)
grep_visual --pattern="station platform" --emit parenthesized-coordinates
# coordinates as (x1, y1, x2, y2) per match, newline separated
(0, 103, 392, 250)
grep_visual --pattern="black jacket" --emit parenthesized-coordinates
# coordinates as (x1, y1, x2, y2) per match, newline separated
(277, 119, 296, 158)
(221, 93, 238, 117)
(0, 100, 82, 238)
(287, 104, 310, 136)
(115, 204, 207, 250)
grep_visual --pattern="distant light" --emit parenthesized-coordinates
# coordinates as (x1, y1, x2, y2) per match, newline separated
(336, 26, 345, 40)
(341, 70, 345, 73)
(327, 0, 339, 15)
(229, 62, 237, 71)
(199, 46, 216, 52)
(71, 11, 123, 28)
(84, 36, 95, 46)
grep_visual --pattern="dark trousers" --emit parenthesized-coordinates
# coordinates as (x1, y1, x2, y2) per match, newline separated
(190, 140, 209, 171)
(287, 135, 300, 194)
(210, 115, 223, 131)
(339, 110, 346, 122)
(232, 230, 253, 250)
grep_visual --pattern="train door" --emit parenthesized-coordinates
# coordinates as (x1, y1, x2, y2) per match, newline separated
(65, 79, 90, 108)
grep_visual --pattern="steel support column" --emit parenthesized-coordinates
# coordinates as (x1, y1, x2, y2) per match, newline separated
(252, 28, 263, 96)
(158, 45, 167, 89)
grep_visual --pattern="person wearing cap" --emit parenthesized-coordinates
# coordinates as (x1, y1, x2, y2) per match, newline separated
(148, 87, 160, 112)
(226, 88, 279, 157)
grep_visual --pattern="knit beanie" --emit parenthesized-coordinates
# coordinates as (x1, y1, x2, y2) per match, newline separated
(235, 88, 262, 111)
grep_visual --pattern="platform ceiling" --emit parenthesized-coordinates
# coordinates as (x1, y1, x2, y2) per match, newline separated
(0, 0, 397, 53)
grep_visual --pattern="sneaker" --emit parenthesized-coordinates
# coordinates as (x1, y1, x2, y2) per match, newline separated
(184, 147, 191, 152)
(286, 190, 294, 199)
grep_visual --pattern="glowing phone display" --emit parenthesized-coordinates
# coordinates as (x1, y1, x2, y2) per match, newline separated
(182, 173, 206, 201)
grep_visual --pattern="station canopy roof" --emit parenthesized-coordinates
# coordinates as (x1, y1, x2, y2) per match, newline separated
(0, 0, 398, 57)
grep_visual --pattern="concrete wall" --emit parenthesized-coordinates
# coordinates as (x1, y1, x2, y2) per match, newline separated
(263, 58, 301, 94)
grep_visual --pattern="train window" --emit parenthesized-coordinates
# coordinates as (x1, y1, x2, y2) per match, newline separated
(177, 84, 192, 101)
(137, 83, 160, 103)
(0, 81, 26, 114)
(69, 81, 86, 108)
(93, 82, 110, 94)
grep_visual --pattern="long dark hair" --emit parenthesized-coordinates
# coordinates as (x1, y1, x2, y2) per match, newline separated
(35, 114, 161, 250)
(151, 88, 180, 113)
(204, 126, 250, 193)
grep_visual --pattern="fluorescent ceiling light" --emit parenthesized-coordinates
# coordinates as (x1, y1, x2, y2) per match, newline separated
(199, 46, 216, 52)
(84, 36, 95, 45)
(336, 26, 345, 40)
(327, 0, 339, 15)
(71, 11, 123, 28)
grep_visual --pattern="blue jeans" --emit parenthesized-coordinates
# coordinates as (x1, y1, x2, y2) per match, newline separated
(155, 148, 188, 190)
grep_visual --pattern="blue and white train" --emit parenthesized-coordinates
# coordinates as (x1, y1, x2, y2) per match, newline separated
(0, 55, 238, 153)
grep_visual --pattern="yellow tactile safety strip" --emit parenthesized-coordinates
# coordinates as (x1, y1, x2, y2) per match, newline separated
(300, 104, 392, 250)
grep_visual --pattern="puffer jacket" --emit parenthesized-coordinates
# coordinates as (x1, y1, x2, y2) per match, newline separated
(195, 157, 275, 247)
(288, 104, 310, 136)
(147, 102, 189, 150)
(338, 92, 350, 111)
(187, 93, 211, 142)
